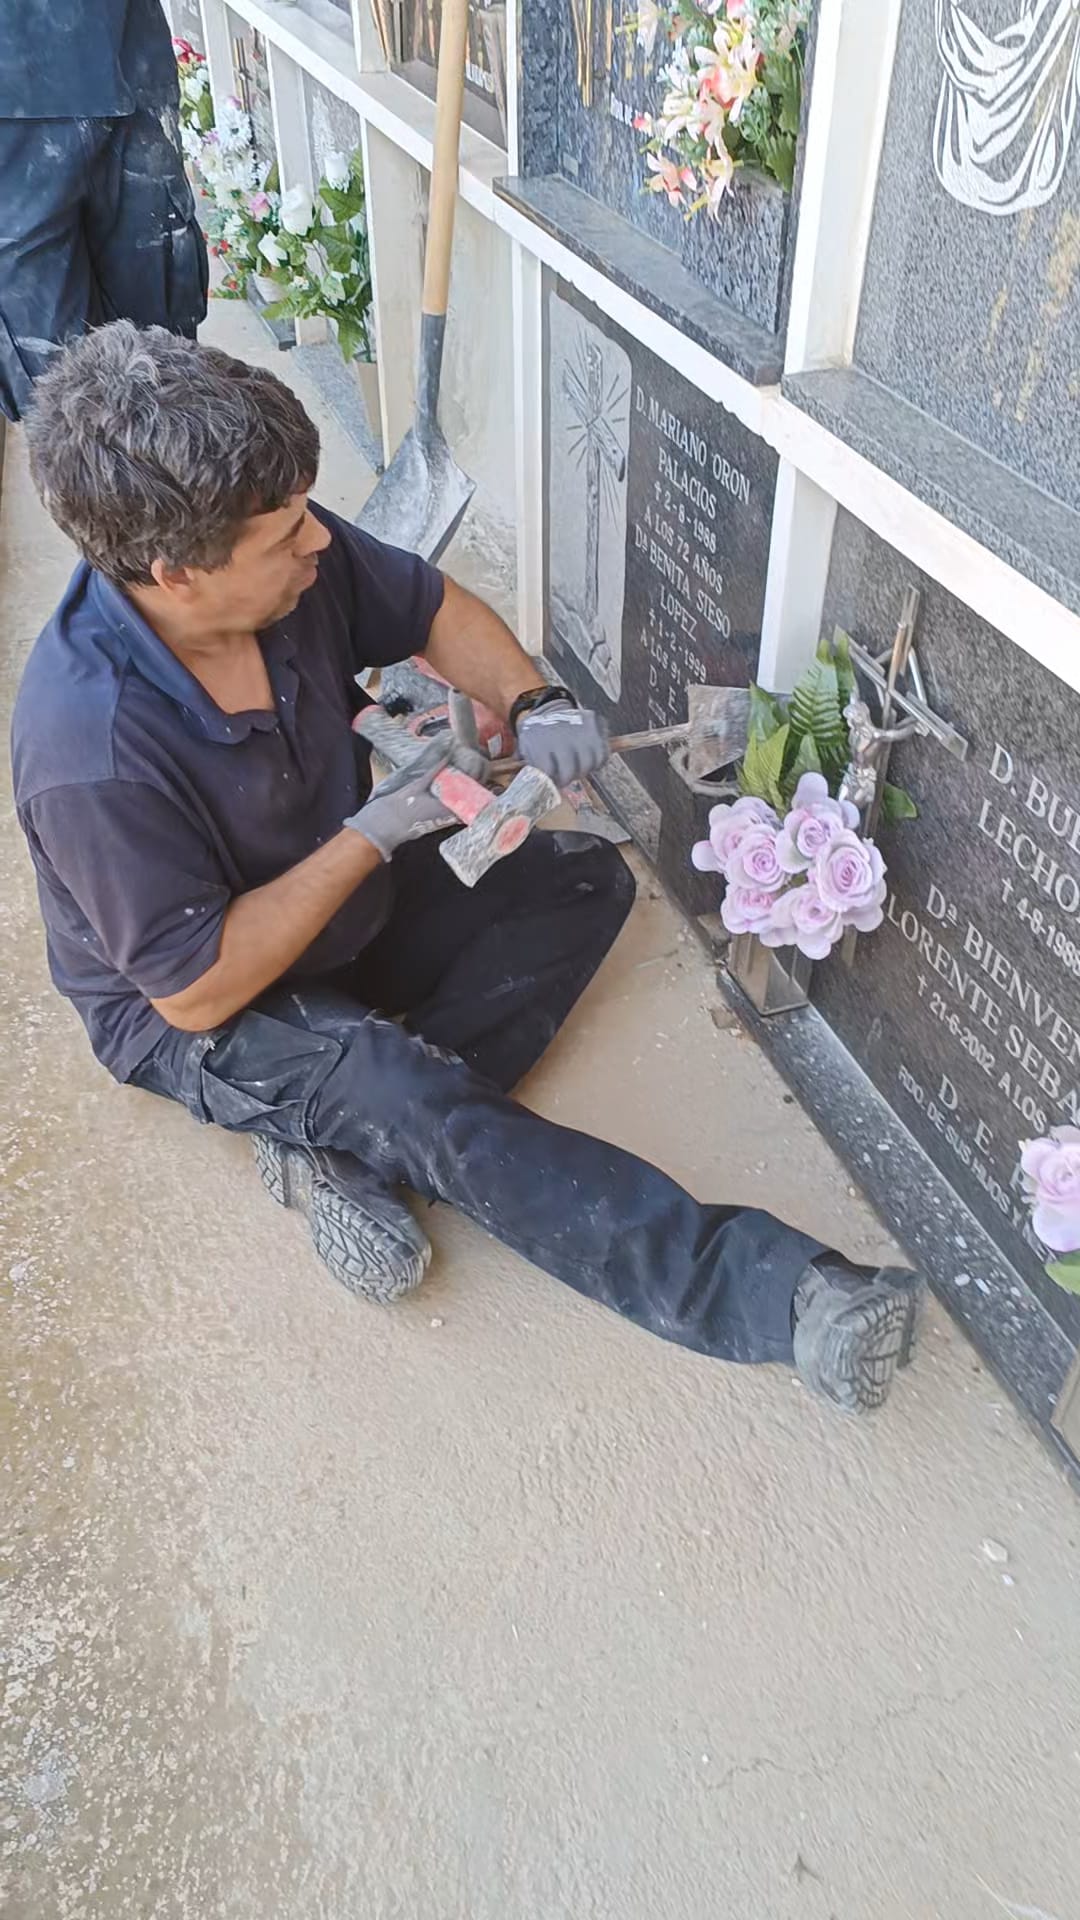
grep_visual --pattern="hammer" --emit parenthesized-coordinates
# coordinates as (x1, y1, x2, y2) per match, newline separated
(354, 706, 562, 887)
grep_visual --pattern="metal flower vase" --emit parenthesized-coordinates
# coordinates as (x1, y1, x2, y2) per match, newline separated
(727, 932, 812, 1016)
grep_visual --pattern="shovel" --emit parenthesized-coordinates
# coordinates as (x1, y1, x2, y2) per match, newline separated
(355, 0, 475, 562)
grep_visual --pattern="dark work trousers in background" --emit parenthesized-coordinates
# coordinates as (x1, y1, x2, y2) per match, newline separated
(131, 831, 825, 1366)
(0, 109, 208, 422)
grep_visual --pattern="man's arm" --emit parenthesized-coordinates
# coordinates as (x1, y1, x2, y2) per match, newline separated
(422, 576, 543, 720)
(151, 830, 382, 1032)
(424, 576, 609, 788)
(153, 741, 456, 1032)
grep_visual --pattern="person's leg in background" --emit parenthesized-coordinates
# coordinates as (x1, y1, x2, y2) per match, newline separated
(85, 108, 208, 339)
(0, 118, 99, 421)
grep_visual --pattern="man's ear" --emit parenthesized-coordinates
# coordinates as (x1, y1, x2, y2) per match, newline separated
(149, 557, 197, 596)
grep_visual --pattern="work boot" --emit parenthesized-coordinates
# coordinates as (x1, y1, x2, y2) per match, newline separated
(793, 1255, 923, 1414)
(252, 1136, 431, 1302)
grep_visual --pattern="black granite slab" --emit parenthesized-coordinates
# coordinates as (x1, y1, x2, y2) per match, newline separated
(809, 512, 1080, 1369)
(784, 367, 1080, 617)
(542, 271, 777, 916)
(513, 0, 816, 353)
(393, 0, 505, 144)
(854, 0, 1080, 520)
(498, 175, 784, 385)
(719, 965, 1078, 1475)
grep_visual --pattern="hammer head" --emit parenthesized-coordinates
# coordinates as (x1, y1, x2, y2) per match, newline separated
(439, 765, 562, 888)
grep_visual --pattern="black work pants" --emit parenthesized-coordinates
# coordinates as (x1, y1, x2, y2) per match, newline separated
(131, 832, 823, 1365)
(0, 108, 208, 421)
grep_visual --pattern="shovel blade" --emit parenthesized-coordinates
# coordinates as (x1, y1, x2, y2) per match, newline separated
(355, 423, 475, 564)
(686, 683, 751, 781)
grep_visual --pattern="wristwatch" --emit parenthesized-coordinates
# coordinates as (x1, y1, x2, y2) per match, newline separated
(508, 685, 578, 734)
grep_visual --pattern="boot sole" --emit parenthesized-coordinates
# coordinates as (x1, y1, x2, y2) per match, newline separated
(252, 1135, 429, 1303)
(796, 1279, 921, 1415)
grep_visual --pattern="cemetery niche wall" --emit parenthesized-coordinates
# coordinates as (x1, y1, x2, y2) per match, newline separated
(542, 272, 777, 919)
(503, 0, 816, 379)
(786, 0, 1080, 613)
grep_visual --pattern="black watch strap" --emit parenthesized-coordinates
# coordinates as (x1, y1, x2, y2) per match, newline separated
(509, 685, 578, 733)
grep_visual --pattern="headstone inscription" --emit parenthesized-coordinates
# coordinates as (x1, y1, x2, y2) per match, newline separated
(542, 272, 778, 916)
(850, 0, 1079, 514)
(813, 511, 1080, 1344)
(514, 0, 798, 340)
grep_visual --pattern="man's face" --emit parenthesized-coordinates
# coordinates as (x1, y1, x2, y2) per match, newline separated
(182, 492, 333, 632)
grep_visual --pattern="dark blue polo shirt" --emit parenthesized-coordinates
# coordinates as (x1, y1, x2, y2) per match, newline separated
(0, 0, 177, 121)
(11, 507, 444, 1081)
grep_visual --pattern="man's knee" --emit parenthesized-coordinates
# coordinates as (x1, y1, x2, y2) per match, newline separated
(549, 830, 636, 934)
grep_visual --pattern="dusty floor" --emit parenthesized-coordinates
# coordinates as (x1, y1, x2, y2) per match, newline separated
(4, 305, 1080, 1920)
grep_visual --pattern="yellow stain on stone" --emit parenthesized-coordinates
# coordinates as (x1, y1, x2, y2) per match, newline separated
(1045, 210, 1080, 321)
(985, 286, 1009, 360)
(1014, 211, 1080, 424)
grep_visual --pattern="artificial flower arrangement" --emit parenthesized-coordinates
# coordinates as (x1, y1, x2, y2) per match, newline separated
(632, 0, 810, 220)
(1019, 1131, 1080, 1293)
(691, 633, 916, 961)
(172, 39, 373, 361)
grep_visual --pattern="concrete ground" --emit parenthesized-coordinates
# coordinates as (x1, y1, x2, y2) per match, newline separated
(4, 303, 1080, 1920)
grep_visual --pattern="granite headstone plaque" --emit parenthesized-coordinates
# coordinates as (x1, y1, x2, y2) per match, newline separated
(814, 511, 1080, 1345)
(226, 14, 276, 179)
(390, 0, 505, 144)
(543, 272, 778, 916)
(303, 74, 363, 179)
(855, 0, 1080, 514)
(171, 0, 204, 53)
(516, 0, 797, 335)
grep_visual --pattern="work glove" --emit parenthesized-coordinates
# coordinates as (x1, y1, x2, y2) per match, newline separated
(516, 697, 610, 787)
(345, 740, 457, 862)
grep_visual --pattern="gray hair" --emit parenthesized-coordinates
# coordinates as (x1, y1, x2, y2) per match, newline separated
(26, 321, 320, 585)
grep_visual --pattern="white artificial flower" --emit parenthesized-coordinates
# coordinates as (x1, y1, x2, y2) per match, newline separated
(181, 66, 209, 102)
(217, 97, 254, 155)
(180, 121, 203, 160)
(258, 230, 286, 267)
(290, 275, 310, 292)
(321, 271, 347, 306)
(280, 184, 314, 235)
(221, 150, 258, 195)
(322, 149, 350, 190)
(223, 212, 245, 245)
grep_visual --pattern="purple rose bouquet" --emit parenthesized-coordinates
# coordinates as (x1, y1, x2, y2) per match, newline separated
(1019, 1127, 1080, 1292)
(692, 772, 887, 961)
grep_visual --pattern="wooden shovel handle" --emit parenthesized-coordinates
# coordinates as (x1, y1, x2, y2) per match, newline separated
(421, 0, 470, 318)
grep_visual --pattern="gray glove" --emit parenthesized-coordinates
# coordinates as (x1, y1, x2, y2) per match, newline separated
(345, 740, 456, 861)
(516, 698, 610, 787)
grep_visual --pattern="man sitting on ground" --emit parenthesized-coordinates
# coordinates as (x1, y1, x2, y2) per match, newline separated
(12, 322, 922, 1415)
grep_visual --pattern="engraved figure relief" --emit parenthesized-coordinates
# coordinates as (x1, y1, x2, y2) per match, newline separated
(933, 0, 1080, 214)
(547, 294, 630, 702)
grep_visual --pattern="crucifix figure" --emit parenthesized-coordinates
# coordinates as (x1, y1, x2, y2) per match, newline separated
(553, 332, 627, 700)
